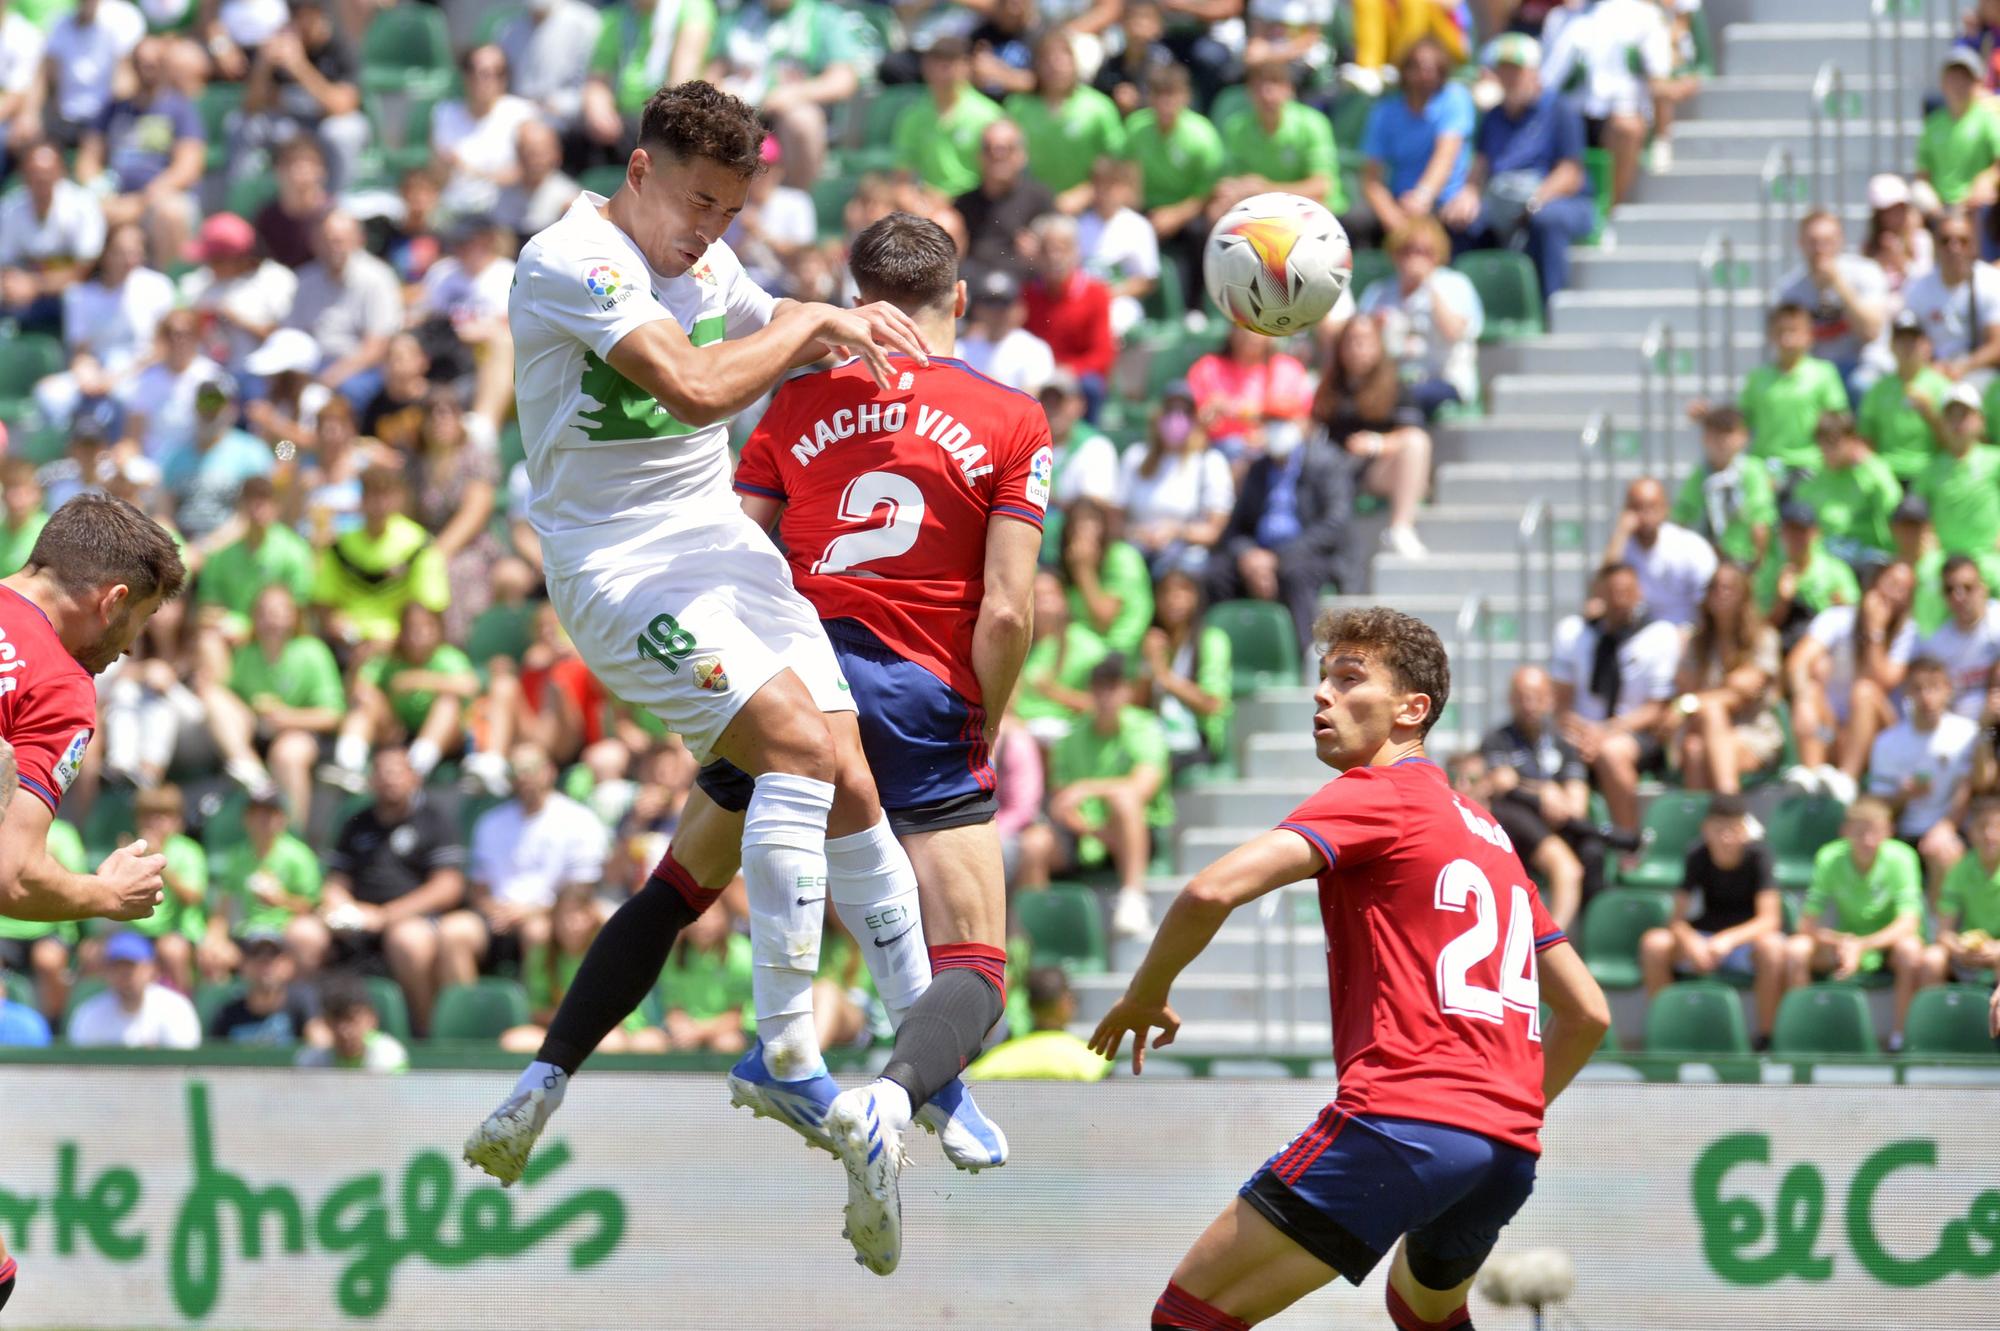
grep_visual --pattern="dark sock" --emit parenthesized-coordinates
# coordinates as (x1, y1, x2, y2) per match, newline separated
(1153, 1281, 1250, 1331)
(880, 967, 1004, 1108)
(538, 852, 717, 1074)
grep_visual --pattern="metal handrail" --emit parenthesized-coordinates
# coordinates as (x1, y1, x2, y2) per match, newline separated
(1637, 321, 1679, 477)
(1695, 232, 1740, 402)
(1516, 502, 1557, 664)
(1808, 62, 1850, 222)
(1454, 592, 1496, 750)
(1758, 145, 1799, 300)
(1577, 412, 1616, 585)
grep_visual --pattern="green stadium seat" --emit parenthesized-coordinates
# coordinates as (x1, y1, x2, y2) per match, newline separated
(1644, 979, 1750, 1054)
(358, 4, 454, 97)
(1013, 883, 1108, 975)
(1203, 600, 1301, 693)
(860, 84, 926, 150)
(3, 969, 34, 1009)
(466, 601, 539, 666)
(200, 788, 249, 854)
(80, 785, 137, 865)
(1902, 984, 1998, 1056)
(365, 976, 413, 1043)
(225, 172, 278, 221)
(810, 173, 858, 240)
(197, 82, 244, 174)
(1767, 794, 1847, 892)
(579, 164, 629, 199)
(457, 790, 509, 842)
(1330, 92, 1376, 155)
(1140, 259, 1187, 328)
(474, 4, 527, 45)
(1451, 249, 1546, 341)
(1771, 982, 1876, 1056)
(1617, 791, 1711, 888)
(431, 978, 532, 1040)
(0, 333, 65, 423)
(1579, 886, 1673, 989)
(1348, 247, 1393, 302)
(1143, 325, 1227, 399)
(195, 981, 244, 1032)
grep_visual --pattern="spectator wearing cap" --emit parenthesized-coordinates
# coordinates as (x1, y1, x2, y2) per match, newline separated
(66, 932, 201, 1049)
(1605, 476, 1715, 631)
(1898, 498, 2000, 636)
(0, 142, 106, 335)
(1359, 38, 1472, 240)
(1094, 0, 1177, 115)
(297, 973, 409, 1071)
(1858, 311, 1950, 483)
(1758, 500, 1860, 641)
(32, 221, 174, 430)
(1023, 213, 1116, 419)
(1187, 325, 1314, 465)
(241, 329, 331, 446)
(1539, 0, 1689, 205)
(254, 137, 332, 271)
(1865, 174, 1935, 280)
(1017, 654, 1171, 939)
(495, 0, 604, 137)
(1673, 406, 1773, 567)
(1920, 553, 2000, 718)
(207, 927, 330, 1047)
(1697, 302, 1846, 480)
(894, 37, 1003, 199)
(1005, 31, 1125, 206)
(24, 0, 145, 154)
(708, 0, 869, 191)
(1638, 794, 1787, 1037)
(1112, 381, 1234, 576)
(1798, 411, 1904, 570)
(1358, 216, 1484, 416)
(1778, 210, 1893, 398)
(1549, 561, 1684, 833)
(1077, 157, 1159, 338)
(1901, 210, 2000, 377)
(432, 46, 539, 219)
(1918, 49, 2000, 217)
(579, 0, 713, 167)
(1204, 421, 1355, 650)
(1915, 381, 2000, 559)
(1309, 313, 1435, 558)
(1214, 60, 1343, 227)
(237, 1, 368, 192)
(496, 121, 580, 246)
(161, 374, 274, 542)
(1123, 63, 1223, 306)
(965, 966, 1111, 1081)
(197, 583, 345, 830)
(120, 307, 223, 462)
(1441, 34, 1592, 301)
(954, 118, 1055, 279)
(287, 210, 403, 408)
(78, 35, 203, 271)
(959, 268, 1057, 396)
(0, 458, 45, 578)
(36, 396, 141, 511)
(179, 212, 299, 377)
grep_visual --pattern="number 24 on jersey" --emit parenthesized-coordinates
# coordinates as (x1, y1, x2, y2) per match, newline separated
(1434, 859, 1542, 1041)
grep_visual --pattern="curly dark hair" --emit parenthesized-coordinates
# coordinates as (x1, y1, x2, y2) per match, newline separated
(638, 81, 766, 176)
(1310, 606, 1452, 736)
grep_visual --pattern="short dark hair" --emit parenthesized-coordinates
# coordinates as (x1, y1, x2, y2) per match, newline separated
(1310, 606, 1452, 737)
(1943, 552, 1983, 588)
(638, 81, 765, 177)
(1147, 62, 1191, 96)
(1815, 410, 1857, 446)
(1025, 965, 1071, 1011)
(319, 973, 373, 1021)
(1700, 404, 1746, 435)
(359, 464, 406, 496)
(26, 494, 185, 604)
(849, 212, 960, 314)
(1769, 301, 1811, 325)
(1598, 559, 1638, 582)
(1907, 653, 1949, 683)
(238, 474, 277, 506)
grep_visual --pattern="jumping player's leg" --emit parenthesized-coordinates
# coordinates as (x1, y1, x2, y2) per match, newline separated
(1152, 1197, 1336, 1328)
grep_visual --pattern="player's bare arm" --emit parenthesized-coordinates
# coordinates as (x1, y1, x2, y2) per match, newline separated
(0, 738, 15, 820)
(1090, 828, 1324, 1072)
(0, 795, 165, 923)
(771, 296, 933, 373)
(971, 517, 1041, 738)
(1536, 940, 1611, 1104)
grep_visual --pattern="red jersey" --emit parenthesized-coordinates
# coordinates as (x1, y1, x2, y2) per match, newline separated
(1279, 758, 1568, 1155)
(735, 355, 1053, 704)
(0, 586, 97, 814)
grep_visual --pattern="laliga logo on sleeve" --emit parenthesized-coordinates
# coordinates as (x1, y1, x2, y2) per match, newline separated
(1025, 446, 1054, 510)
(585, 265, 630, 311)
(54, 729, 90, 794)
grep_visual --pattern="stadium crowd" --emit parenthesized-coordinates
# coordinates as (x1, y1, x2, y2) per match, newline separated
(4, 0, 1987, 1072)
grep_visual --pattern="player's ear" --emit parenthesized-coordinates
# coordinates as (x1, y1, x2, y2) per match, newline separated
(99, 582, 131, 620)
(624, 149, 647, 193)
(953, 280, 968, 320)
(1398, 690, 1433, 732)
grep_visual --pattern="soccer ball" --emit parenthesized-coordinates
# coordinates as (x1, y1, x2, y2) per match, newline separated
(1203, 193, 1352, 336)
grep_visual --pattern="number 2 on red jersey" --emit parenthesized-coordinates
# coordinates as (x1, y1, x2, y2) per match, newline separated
(1433, 859, 1542, 1041)
(813, 470, 926, 575)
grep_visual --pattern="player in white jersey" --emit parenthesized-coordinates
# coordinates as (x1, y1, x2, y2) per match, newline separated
(464, 82, 981, 1193)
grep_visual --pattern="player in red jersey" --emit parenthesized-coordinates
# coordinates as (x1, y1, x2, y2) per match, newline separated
(1093, 607, 1610, 1331)
(0, 494, 183, 926)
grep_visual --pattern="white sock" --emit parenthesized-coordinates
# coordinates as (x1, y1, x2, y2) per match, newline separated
(827, 817, 931, 1021)
(334, 733, 369, 772)
(742, 771, 836, 1080)
(513, 1059, 567, 1109)
(870, 1077, 913, 1134)
(408, 737, 441, 778)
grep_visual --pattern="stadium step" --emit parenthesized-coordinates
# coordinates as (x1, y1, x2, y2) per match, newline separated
(1606, 202, 1869, 249)
(1374, 551, 1591, 601)
(1670, 118, 1924, 164)
(1070, 969, 1331, 1028)
(1717, 19, 1954, 79)
(1432, 460, 1694, 511)
(1487, 373, 1654, 419)
(1176, 781, 1316, 830)
(1567, 246, 1777, 294)
(1691, 72, 1910, 124)
(1433, 413, 1616, 464)
(1236, 737, 1331, 787)
(1627, 158, 1881, 206)
(1480, 333, 1768, 379)
(1548, 286, 1766, 336)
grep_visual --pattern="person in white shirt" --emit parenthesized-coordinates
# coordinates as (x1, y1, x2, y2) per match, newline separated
(1540, 0, 1692, 202)
(418, 216, 517, 328)
(495, 119, 581, 243)
(120, 307, 223, 460)
(1785, 560, 1919, 804)
(1605, 475, 1718, 629)
(496, 0, 604, 132)
(1777, 210, 1892, 394)
(1357, 216, 1484, 413)
(1920, 552, 2000, 717)
(1076, 157, 1159, 339)
(25, 0, 144, 147)
(32, 220, 175, 428)
(440, 741, 609, 986)
(1111, 382, 1233, 575)
(720, 136, 816, 295)
(286, 210, 402, 404)
(1900, 209, 2000, 376)
(431, 45, 540, 218)
(176, 210, 297, 373)
(0, 142, 105, 332)
(1550, 560, 1686, 831)
(66, 931, 203, 1049)
(1041, 372, 1119, 508)
(0, 0, 45, 146)
(957, 267, 1056, 395)
(1866, 655, 1979, 873)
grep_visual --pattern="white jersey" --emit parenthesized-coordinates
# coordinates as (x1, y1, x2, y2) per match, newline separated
(509, 191, 777, 581)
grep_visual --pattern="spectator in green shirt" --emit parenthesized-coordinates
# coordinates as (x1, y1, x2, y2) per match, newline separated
(1673, 405, 1775, 566)
(1891, 494, 2000, 634)
(1795, 411, 1903, 566)
(1787, 797, 1932, 1047)
(1757, 501, 1860, 634)
(1917, 49, 2000, 209)
(1730, 302, 1851, 476)
(1058, 497, 1154, 656)
(579, 0, 716, 159)
(1137, 568, 1234, 766)
(1004, 31, 1126, 201)
(657, 894, 753, 1053)
(1018, 655, 1171, 940)
(332, 602, 480, 789)
(0, 459, 49, 578)
(965, 965, 1110, 1082)
(1213, 59, 1343, 221)
(298, 974, 410, 1072)
(1929, 795, 2000, 983)
(311, 465, 450, 648)
(95, 785, 209, 995)
(196, 584, 345, 829)
(192, 476, 316, 637)
(1015, 568, 1110, 742)
(1124, 63, 1224, 312)
(895, 37, 1003, 199)
(1915, 383, 2000, 558)
(1857, 312, 1948, 482)
(207, 787, 325, 975)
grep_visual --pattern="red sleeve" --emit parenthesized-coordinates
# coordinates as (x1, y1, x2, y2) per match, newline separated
(734, 389, 793, 501)
(1277, 770, 1403, 872)
(988, 404, 1052, 530)
(9, 672, 97, 813)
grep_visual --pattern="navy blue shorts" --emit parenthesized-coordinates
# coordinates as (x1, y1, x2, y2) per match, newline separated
(695, 619, 997, 837)
(1239, 1109, 1538, 1288)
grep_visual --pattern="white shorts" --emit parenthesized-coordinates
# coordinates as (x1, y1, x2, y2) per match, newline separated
(549, 514, 853, 762)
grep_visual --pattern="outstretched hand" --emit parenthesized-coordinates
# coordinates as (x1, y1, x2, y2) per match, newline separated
(1088, 992, 1181, 1075)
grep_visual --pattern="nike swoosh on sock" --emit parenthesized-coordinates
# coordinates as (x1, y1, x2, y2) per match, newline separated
(872, 923, 916, 948)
